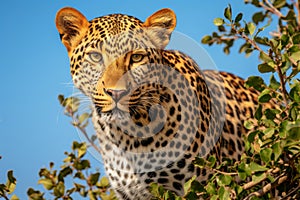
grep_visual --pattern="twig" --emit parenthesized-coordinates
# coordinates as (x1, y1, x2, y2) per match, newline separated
(269, 49, 289, 107)
(242, 167, 280, 190)
(276, 63, 289, 107)
(232, 23, 290, 107)
(243, 173, 288, 200)
(293, 0, 300, 30)
(71, 114, 102, 154)
(260, 0, 283, 18)
(282, 181, 300, 199)
(77, 125, 102, 154)
(211, 168, 238, 176)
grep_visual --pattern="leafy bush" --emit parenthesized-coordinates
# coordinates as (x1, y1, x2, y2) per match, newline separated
(153, 0, 300, 199)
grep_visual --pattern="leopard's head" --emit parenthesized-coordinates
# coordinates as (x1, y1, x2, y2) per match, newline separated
(56, 7, 179, 122)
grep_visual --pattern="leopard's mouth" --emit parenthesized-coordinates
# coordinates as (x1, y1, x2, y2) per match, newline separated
(95, 105, 130, 121)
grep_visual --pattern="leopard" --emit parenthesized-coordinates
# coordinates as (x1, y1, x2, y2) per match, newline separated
(55, 7, 260, 199)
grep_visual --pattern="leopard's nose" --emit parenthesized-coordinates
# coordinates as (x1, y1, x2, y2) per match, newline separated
(105, 89, 128, 101)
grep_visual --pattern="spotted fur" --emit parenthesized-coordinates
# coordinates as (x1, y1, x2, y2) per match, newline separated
(56, 7, 259, 199)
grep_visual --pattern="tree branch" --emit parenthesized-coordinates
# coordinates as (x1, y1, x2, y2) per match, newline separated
(243, 174, 288, 199)
(260, 0, 283, 18)
(70, 113, 102, 154)
(293, 0, 300, 30)
(242, 167, 280, 191)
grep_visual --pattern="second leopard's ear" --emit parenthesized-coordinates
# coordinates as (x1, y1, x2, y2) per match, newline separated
(143, 8, 177, 49)
(56, 7, 89, 54)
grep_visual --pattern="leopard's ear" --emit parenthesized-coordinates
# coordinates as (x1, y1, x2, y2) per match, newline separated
(143, 8, 176, 49)
(56, 7, 89, 54)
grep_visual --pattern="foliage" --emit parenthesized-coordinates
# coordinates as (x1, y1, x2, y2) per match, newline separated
(0, 163, 19, 200)
(23, 95, 115, 200)
(26, 140, 115, 200)
(152, 0, 300, 199)
(0, 96, 115, 200)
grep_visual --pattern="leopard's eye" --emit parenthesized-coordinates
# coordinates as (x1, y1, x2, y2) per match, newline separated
(89, 52, 103, 63)
(130, 54, 144, 63)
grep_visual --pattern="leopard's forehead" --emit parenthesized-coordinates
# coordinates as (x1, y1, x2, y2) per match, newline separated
(73, 14, 151, 59)
(87, 14, 143, 42)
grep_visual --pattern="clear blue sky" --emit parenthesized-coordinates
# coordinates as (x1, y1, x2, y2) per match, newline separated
(0, 0, 268, 198)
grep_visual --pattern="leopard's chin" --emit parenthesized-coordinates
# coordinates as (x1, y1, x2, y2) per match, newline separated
(96, 106, 130, 121)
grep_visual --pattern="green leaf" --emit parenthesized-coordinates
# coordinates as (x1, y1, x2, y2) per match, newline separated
(279, 120, 288, 138)
(207, 156, 216, 168)
(264, 109, 278, 120)
(239, 43, 252, 54)
(205, 182, 216, 195)
(6, 170, 17, 194)
(58, 166, 73, 181)
(290, 83, 300, 102)
(78, 143, 87, 158)
(7, 183, 16, 195)
(184, 175, 196, 194)
(10, 194, 20, 200)
(184, 191, 197, 200)
(74, 171, 85, 180)
(258, 63, 274, 73)
(238, 162, 251, 180)
(190, 181, 205, 193)
(234, 13, 243, 23)
(287, 120, 300, 140)
(72, 141, 81, 150)
(244, 120, 254, 130)
(38, 179, 54, 190)
(53, 182, 65, 197)
(7, 171, 16, 184)
(88, 172, 100, 186)
(78, 113, 90, 124)
(272, 142, 282, 161)
(210, 195, 218, 200)
(269, 74, 280, 90)
(255, 37, 269, 45)
(290, 51, 300, 64)
(88, 190, 97, 200)
(252, 12, 265, 24)
(218, 186, 230, 200)
(266, 174, 275, 184)
(254, 104, 262, 120)
(27, 188, 45, 200)
(292, 33, 300, 44)
(273, 0, 286, 8)
(248, 130, 260, 143)
(218, 174, 232, 186)
(281, 34, 290, 48)
(245, 76, 265, 91)
(252, 172, 266, 184)
(201, 35, 213, 44)
(258, 89, 272, 103)
(259, 52, 272, 63)
(260, 148, 272, 163)
(289, 104, 299, 121)
(58, 95, 65, 106)
(213, 18, 225, 26)
(249, 162, 268, 172)
(193, 157, 206, 168)
(99, 177, 110, 187)
(247, 22, 256, 35)
(74, 159, 90, 170)
(64, 97, 80, 113)
(224, 5, 232, 21)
